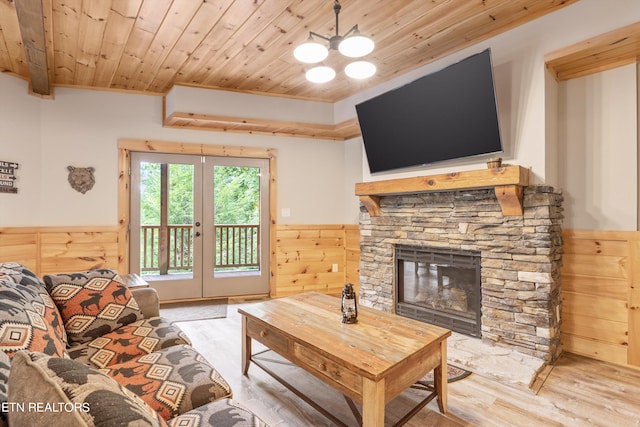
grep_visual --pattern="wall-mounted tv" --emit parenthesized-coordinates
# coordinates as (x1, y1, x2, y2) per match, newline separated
(356, 49, 503, 173)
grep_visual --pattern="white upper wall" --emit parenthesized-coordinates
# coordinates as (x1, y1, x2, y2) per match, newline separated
(0, 77, 347, 227)
(166, 85, 334, 124)
(0, 76, 42, 224)
(558, 64, 638, 230)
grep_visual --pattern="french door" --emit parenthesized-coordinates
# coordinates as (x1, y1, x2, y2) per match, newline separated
(129, 152, 270, 300)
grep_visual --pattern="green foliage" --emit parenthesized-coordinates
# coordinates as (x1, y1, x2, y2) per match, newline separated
(140, 162, 161, 226)
(139, 162, 194, 225)
(169, 164, 194, 224)
(140, 163, 260, 226)
(138, 162, 261, 274)
(214, 166, 260, 225)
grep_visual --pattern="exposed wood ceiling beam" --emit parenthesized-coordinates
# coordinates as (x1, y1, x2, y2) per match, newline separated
(14, 0, 51, 97)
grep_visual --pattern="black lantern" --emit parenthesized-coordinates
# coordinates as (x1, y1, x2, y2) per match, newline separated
(341, 283, 358, 324)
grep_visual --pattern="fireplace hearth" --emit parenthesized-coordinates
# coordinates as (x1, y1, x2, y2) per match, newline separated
(358, 186, 563, 362)
(396, 245, 482, 337)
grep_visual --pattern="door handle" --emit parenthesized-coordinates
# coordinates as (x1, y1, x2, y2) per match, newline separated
(195, 232, 201, 237)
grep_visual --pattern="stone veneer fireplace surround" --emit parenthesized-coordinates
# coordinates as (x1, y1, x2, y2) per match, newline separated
(357, 172, 564, 363)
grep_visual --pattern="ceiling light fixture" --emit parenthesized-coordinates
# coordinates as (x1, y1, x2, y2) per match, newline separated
(305, 65, 336, 84)
(294, 0, 375, 83)
(344, 61, 377, 79)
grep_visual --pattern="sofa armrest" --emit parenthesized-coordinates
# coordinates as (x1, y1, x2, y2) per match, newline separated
(131, 287, 160, 318)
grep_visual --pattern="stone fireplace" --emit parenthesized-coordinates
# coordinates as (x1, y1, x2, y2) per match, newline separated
(358, 185, 564, 363)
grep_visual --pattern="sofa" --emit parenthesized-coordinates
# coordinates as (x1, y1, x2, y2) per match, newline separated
(0, 262, 267, 426)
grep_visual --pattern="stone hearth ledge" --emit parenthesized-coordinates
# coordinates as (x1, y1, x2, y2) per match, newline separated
(447, 332, 545, 391)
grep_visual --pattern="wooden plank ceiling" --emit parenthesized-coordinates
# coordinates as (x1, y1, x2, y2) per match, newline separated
(0, 0, 578, 101)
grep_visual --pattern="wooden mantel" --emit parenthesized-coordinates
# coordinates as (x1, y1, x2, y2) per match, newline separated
(355, 165, 530, 216)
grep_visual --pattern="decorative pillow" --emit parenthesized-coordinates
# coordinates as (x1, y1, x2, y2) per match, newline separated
(101, 344, 232, 420)
(7, 351, 167, 427)
(169, 398, 269, 427)
(44, 269, 143, 344)
(67, 317, 192, 368)
(0, 351, 9, 427)
(0, 262, 46, 289)
(0, 263, 69, 345)
(0, 279, 67, 359)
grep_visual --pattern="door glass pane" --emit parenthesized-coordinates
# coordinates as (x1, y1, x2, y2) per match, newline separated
(213, 165, 260, 273)
(139, 162, 194, 279)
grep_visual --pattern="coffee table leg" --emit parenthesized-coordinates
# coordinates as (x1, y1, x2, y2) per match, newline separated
(434, 339, 448, 413)
(241, 315, 251, 375)
(362, 377, 385, 427)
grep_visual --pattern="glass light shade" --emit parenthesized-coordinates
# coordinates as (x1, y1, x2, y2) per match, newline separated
(305, 65, 336, 83)
(344, 61, 376, 79)
(338, 34, 374, 58)
(294, 40, 329, 63)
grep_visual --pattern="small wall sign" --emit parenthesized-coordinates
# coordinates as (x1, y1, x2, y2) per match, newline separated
(0, 160, 19, 194)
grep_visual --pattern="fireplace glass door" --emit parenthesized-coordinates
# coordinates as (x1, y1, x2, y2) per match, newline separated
(395, 245, 482, 337)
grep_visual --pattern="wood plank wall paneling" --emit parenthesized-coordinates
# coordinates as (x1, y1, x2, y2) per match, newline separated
(345, 226, 361, 286)
(39, 230, 120, 274)
(0, 224, 361, 298)
(274, 224, 360, 298)
(0, 226, 119, 276)
(0, 228, 38, 270)
(629, 240, 640, 366)
(561, 230, 639, 368)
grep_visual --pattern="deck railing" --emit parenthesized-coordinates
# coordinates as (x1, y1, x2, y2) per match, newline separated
(140, 224, 259, 273)
(215, 224, 260, 269)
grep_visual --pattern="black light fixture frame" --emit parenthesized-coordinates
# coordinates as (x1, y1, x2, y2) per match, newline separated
(306, 0, 362, 51)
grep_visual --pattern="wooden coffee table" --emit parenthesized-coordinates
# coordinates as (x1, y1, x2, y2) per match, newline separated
(239, 292, 451, 426)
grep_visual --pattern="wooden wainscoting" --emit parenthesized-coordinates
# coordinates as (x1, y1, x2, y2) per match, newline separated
(274, 224, 360, 298)
(0, 226, 120, 276)
(344, 225, 361, 286)
(0, 225, 361, 298)
(0, 228, 38, 270)
(561, 229, 640, 368)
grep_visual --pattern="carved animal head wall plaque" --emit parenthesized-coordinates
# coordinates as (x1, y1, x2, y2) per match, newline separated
(67, 166, 95, 194)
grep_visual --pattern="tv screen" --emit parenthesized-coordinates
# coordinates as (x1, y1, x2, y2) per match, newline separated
(356, 49, 503, 173)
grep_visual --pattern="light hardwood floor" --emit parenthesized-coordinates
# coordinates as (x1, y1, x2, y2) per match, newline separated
(174, 300, 640, 427)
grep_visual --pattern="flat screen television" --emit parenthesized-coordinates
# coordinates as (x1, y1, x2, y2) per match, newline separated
(356, 49, 503, 173)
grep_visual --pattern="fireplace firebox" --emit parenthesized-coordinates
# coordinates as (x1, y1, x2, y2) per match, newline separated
(395, 245, 482, 337)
